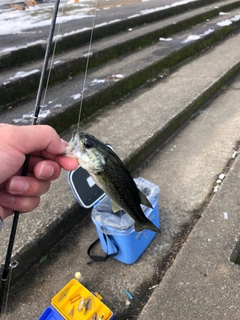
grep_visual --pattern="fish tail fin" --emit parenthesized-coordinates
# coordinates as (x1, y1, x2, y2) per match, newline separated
(134, 220, 161, 233)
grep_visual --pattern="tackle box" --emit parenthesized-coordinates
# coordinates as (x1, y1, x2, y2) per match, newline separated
(68, 167, 160, 265)
(91, 192, 160, 265)
(39, 279, 114, 320)
(68, 166, 105, 208)
(52, 279, 114, 320)
(39, 306, 64, 320)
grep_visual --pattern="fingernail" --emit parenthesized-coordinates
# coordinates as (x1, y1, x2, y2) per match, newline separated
(61, 139, 68, 147)
(9, 178, 29, 194)
(0, 193, 15, 205)
(39, 163, 54, 178)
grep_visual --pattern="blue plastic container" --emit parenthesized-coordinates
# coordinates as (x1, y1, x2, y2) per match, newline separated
(91, 178, 160, 264)
(38, 306, 64, 320)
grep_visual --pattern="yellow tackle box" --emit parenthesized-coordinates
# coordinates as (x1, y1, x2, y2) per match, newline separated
(51, 279, 114, 320)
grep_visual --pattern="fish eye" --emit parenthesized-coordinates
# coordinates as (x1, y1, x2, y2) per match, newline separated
(83, 140, 92, 149)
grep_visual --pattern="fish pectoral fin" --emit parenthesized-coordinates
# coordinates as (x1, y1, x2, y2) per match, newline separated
(111, 200, 122, 213)
(138, 189, 153, 208)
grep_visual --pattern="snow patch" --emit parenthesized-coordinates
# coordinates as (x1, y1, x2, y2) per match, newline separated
(71, 93, 81, 100)
(9, 69, 39, 80)
(181, 29, 214, 43)
(0, 40, 45, 54)
(217, 19, 232, 26)
(52, 104, 62, 108)
(13, 109, 50, 124)
(140, 0, 197, 15)
(223, 212, 228, 220)
(128, 14, 140, 19)
(217, 15, 240, 27)
(219, 12, 229, 15)
(0, 3, 94, 36)
(94, 19, 121, 28)
(159, 37, 173, 41)
(181, 34, 201, 43)
(91, 79, 106, 85)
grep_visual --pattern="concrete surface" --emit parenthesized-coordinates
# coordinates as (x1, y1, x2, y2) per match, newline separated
(0, 0, 203, 52)
(2, 24, 240, 270)
(1, 1, 240, 319)
(1, 0, 240, 109)
(74, 31, 240, 165)
(138, 118, 240, 320)
(2, 29, 240, 320)
(1, 5, 240, 125)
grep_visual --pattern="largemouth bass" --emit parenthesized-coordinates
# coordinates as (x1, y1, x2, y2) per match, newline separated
(66, 130, 160, 233)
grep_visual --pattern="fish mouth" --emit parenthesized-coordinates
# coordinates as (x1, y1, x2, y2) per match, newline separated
(64, 129, 82, 157)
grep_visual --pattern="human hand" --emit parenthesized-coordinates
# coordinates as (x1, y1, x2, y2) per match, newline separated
(0, 124, 79, 221)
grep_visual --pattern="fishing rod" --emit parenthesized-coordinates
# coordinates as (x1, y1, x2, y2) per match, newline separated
(0, 0, 61, 314)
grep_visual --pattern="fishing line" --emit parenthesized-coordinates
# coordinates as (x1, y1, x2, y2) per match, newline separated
(77, 0, 98, 128)
(4, 268, 12, 314)
(4, 261, 18, 314)
(0, 0, 61, 314)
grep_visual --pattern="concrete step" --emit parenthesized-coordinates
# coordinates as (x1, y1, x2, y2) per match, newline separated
(0, 0, 231, 69)
(136, 80, 240, 320)
(1, 6, 240, 133)
(1, 0, 240, 108)
(2, 19, 240, 319)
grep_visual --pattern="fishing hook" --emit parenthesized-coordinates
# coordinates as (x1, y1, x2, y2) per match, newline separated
(0, 0, 61, 314)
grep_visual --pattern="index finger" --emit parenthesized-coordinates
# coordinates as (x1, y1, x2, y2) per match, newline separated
(2, 124, 66, 156)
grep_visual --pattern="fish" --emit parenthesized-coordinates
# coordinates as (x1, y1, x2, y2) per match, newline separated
(65, 130, 160, 233)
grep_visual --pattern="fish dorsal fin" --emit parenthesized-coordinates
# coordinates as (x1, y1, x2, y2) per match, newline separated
(138, 189, 153, 209)
(111, 200, 122, 213)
